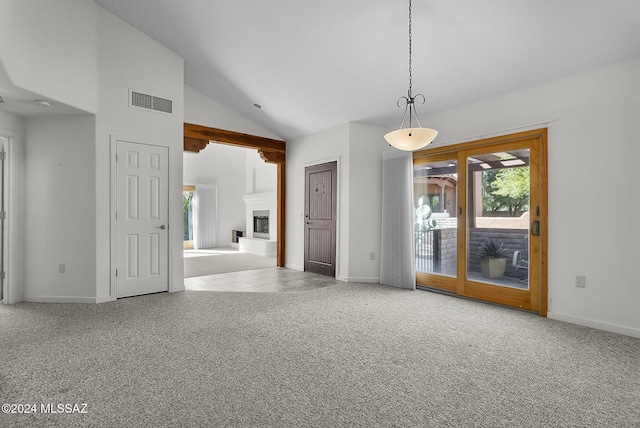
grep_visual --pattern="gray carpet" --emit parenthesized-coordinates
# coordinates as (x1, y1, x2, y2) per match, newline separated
(1, 282, 639, 427)
(184, 249, 276, 277)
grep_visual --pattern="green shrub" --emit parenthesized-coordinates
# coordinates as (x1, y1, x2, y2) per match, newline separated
(478, 239, 508, 259)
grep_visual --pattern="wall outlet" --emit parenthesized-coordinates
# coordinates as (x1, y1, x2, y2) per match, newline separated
(369, 252, 375, 261)
(575, 275, 586, 288)
(59, 263, 65, 273)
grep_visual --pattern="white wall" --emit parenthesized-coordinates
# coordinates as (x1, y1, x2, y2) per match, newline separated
(286, 122, 388, 282)
(348, 123, 388, 282)
(286, 123, 350, 278)
(184, 144, 248, 246)
(420, 57, 640, 337)
(1, 1, 185, 302)
(95, 6, 184, 300)
(183, 85, 278, 246)
(0, 0, 98, 113)
(24, 115, 97, 302)
(184, 85, 281, 140)
(0, 111, 25, 135)
(0, 0, 100, 303)
(245, 149, 277, 195)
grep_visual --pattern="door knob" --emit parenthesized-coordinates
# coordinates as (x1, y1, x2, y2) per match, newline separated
(157, 225, 167, 230)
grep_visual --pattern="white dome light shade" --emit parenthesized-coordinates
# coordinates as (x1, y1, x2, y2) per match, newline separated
(384, 127, 438, 151)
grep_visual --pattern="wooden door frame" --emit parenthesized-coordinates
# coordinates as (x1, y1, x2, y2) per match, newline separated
(413, 128, 548, 316)
(183, 123, 286, 267)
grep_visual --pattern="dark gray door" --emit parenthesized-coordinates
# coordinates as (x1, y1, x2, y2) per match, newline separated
(304, 162, 337, 277)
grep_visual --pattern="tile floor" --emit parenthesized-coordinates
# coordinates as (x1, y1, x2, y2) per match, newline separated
(184, 267, 340, 293)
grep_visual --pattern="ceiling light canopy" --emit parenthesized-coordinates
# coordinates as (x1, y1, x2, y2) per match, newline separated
(34, 99, 51, 107)
(384, 0, 437, 151)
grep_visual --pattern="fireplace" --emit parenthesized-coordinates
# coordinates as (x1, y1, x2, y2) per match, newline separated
(253, 210, 270, 239)
(241, 192, 276, 256)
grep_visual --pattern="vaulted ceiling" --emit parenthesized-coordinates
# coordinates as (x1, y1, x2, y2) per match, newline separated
(32, 1, 640, 141)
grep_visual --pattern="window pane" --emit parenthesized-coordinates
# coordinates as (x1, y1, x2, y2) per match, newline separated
(466, 149, 530, 289)
(183, 191, 194, 241)
(413, 160, 458, 277)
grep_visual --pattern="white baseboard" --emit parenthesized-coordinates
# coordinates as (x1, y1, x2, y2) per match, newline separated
(23, 295, 100, 304)
(547, 311, 640, 339)
(346, 277, 380, 284)
(281, 266, 378, 284)
(27, 289, 183, 303)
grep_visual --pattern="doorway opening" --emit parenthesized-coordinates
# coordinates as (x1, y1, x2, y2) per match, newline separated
(183, 142, 278, 280)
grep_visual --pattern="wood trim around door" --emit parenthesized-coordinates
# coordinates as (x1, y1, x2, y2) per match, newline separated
(414, 128, 548, 316)
(183, 123, 286, 267)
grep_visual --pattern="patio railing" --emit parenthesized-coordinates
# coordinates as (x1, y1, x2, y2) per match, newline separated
(415, 229, 440, 272)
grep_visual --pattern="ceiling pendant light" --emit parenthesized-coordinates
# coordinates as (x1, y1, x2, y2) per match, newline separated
(384, 0, 437, 151)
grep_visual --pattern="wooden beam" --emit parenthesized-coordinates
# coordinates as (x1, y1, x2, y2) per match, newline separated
(184, 123, 285, 153)
(183, 137, 209, 153)
(259, 149, 286, 164)
(276, 163, 286, 267)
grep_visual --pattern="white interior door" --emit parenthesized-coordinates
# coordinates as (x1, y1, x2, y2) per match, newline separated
(116, 141, 169, 298)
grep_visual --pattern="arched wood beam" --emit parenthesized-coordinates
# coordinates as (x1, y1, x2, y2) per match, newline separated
(183, 123, 286, 267)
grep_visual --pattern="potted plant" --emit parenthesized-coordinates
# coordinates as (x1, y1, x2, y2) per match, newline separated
(478, 239, 508, 279)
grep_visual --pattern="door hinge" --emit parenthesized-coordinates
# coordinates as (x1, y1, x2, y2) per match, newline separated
(0, 151, 6, 160)
(115, 269, 118, 277)
(115, 153, 118, 162)
(0, 271, 5, 280)
(115, 211, 118, 220)
(0, 211, 6, 220)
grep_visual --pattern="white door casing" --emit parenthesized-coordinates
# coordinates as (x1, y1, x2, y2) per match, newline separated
(116, 141, 169, 298)
(0, 133, 20, 305)
(0, 137, 6, 302)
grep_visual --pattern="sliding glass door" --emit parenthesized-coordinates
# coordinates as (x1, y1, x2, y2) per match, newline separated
(413, 129, 547, 315)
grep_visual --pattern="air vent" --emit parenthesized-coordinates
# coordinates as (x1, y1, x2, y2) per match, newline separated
(129, 89, 173, 114)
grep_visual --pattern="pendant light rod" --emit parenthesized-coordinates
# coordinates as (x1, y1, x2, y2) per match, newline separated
(384, 0, 437, 151)
(402, 0, 424, 130)
(408, 0, 414, 99)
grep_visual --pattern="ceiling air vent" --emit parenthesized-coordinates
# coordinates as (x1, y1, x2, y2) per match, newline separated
(129, 89, 173, 114)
